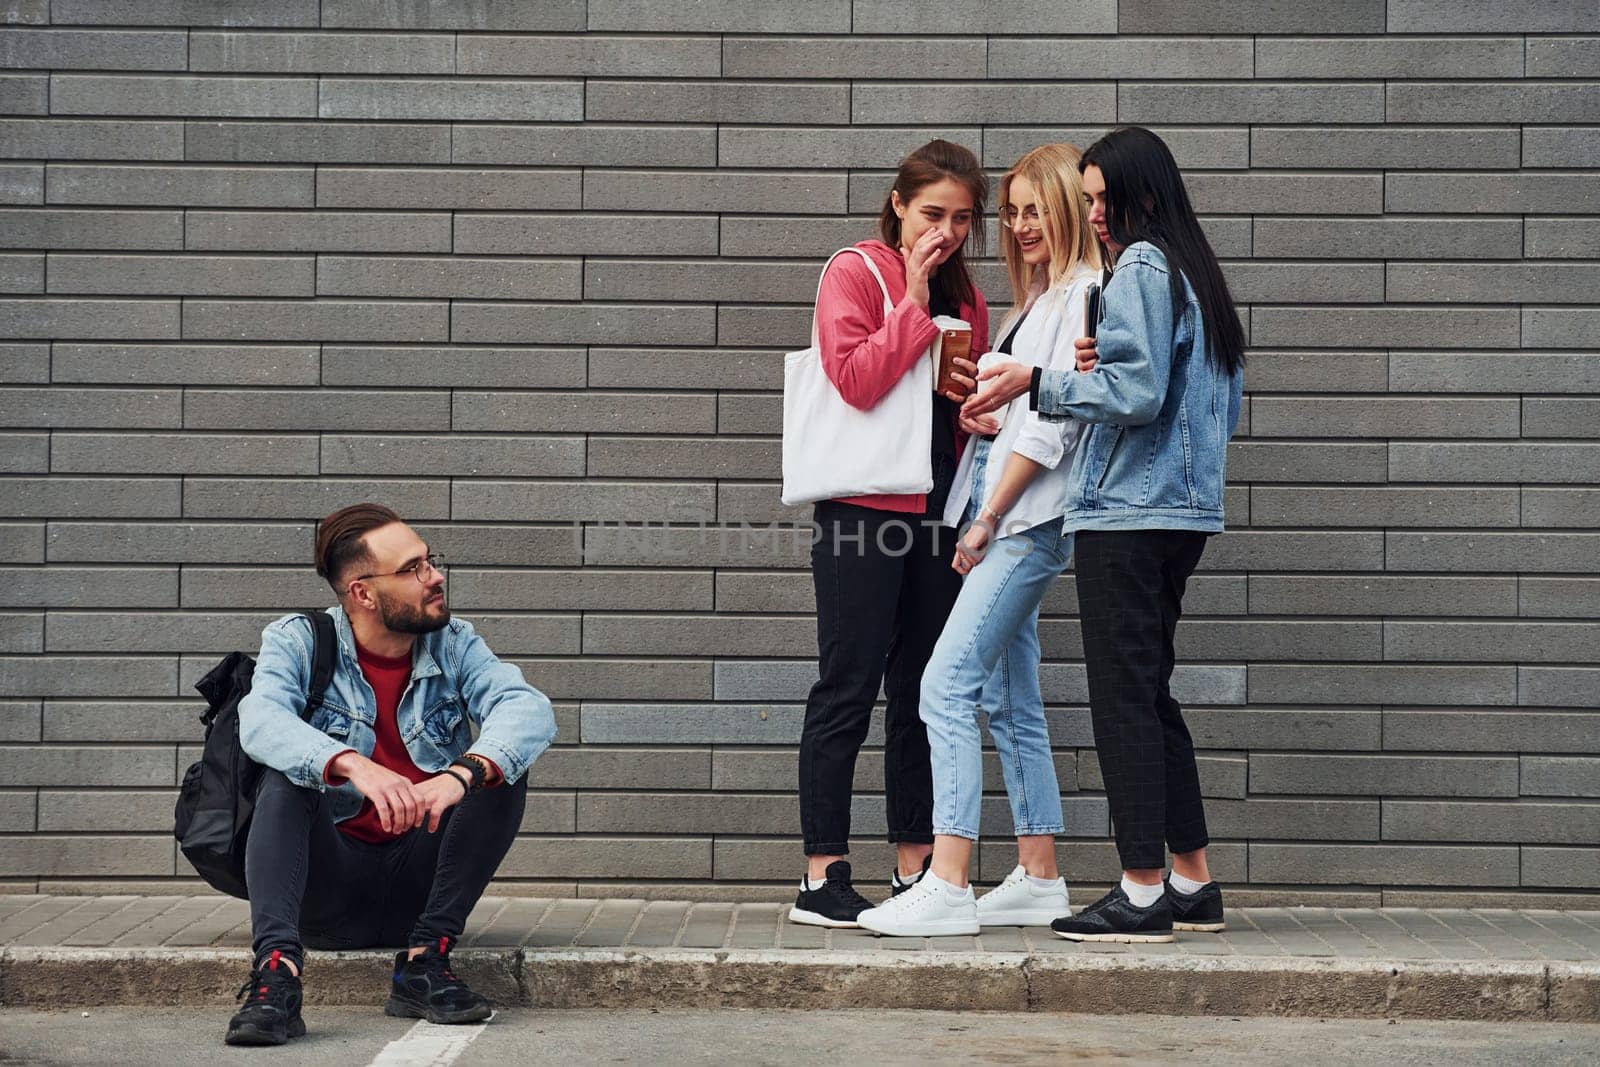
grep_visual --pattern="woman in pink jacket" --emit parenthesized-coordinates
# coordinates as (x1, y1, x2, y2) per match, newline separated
(791, 139, 991, 928)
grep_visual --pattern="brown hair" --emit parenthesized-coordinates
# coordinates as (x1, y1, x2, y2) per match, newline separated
(877, 138, 987, 309)
(315, 502, 401, 593)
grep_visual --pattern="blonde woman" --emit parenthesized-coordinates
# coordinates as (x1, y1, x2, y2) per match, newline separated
(859, 144, 1102, 936)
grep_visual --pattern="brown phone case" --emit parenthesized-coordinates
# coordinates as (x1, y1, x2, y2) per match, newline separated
(937, 328, 973, 395)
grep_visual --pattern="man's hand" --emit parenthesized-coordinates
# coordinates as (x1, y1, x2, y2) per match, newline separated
(330, 751, 421, 834)
(414, 773, 468, 833)
(964, 361, 1033, 418)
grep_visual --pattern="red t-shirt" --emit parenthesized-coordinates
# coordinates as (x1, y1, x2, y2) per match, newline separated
(338, 640, 431, 843)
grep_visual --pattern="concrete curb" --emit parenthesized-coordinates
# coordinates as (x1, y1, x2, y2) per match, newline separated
(3, 946, 1597, 1021)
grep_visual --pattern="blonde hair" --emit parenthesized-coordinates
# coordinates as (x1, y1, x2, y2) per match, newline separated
(997, 143, 1101, 316)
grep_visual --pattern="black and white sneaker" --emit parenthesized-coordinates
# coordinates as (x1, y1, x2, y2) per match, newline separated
(789, 860, 874, 928)
(891, 854, 932, 897)
(1166, 878, 1226, 932)
(1050, 885, 1175, 943)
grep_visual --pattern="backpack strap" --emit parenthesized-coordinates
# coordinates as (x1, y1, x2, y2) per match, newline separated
(299, 610, 338, 723)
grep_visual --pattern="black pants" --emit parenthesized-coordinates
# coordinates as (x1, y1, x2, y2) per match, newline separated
(246, 769, 527, 971)
(1075, 529, 1211, 871)
(798, 500, 962, 855)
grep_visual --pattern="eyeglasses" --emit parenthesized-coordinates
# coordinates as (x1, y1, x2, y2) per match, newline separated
(1001, 204, 1045, 229)
(352, 553, 445, 586)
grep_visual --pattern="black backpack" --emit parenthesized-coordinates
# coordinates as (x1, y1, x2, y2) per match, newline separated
(173, 611, 336, 899)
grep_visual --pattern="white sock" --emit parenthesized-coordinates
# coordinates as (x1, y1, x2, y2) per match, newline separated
(1026, 873, 1062, 889)
(803, 874, 826, 891)
(1121, 876, 1164, 908)
(925, 871, 972, 899)
(1168, 870, 1208, 895)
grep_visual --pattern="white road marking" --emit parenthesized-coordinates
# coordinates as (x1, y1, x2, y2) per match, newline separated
(367, 1019, 488, 1067)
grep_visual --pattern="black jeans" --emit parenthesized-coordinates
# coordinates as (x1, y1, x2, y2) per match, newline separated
(798, 499, 962, 856)
(1074, 529, 1211, 871)
(246, 769, 527, 971)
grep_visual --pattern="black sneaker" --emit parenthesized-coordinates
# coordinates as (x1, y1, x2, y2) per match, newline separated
(789, 859, 874, 928)
(1166, 878, 1226, 932)
(891, 854, 932, 897)
(1050, 885, 1175, 943)
(385, 937, 494, 1025)
(224, 949, 305, 1046)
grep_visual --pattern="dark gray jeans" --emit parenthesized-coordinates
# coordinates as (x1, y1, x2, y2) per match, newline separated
(245, 769, 526, 970)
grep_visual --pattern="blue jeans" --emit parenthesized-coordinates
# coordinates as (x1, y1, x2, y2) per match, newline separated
(920, 517, 1073, 840)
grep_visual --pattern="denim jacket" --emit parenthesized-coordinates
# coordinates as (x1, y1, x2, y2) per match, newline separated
(1034, 242, 1244, 533)
(238, 606, 556, 822)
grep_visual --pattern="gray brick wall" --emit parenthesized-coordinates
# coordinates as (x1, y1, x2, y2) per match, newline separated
(1, 2, 1597, 904)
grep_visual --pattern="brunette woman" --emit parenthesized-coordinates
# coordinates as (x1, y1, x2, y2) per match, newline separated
(966, 127, 1245, 942)
(857, 144, 1100, 937)
(791, 140, 990, 928)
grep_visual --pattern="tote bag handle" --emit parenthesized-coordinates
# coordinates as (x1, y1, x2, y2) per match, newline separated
(809, 247, 895, 351)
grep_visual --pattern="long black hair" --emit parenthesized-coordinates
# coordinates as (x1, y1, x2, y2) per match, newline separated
(1080, 127, 1245, 375)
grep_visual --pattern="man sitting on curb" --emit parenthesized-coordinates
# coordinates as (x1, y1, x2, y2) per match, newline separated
(226, 503, 556, 1047)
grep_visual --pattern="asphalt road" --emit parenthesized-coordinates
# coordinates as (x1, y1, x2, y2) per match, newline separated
(2, 1008, 1596, 1066)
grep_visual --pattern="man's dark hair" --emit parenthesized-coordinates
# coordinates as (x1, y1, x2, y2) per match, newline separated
(1081, 126, 1246, 376)
(315, 503, 401, 594)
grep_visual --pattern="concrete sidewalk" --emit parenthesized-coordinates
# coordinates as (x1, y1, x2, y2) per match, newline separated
(3, 894, 1599, 1022)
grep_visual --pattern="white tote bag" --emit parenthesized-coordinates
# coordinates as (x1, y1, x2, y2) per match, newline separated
(781, 248, 933, 506)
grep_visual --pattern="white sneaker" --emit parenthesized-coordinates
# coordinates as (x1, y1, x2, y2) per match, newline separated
(975, 865, 1070, 927)
(856, 873, 979, 937)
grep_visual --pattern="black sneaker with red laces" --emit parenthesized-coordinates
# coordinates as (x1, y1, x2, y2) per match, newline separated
(224, 949, 306, 1046)
(385, 936, 495, 1025)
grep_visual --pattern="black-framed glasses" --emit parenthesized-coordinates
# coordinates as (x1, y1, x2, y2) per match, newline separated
(353, 553, 445, 585)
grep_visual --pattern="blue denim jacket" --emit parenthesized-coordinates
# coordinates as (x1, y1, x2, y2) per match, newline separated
(238, 606, 556, 822)
(1034, 241, 1244, 533)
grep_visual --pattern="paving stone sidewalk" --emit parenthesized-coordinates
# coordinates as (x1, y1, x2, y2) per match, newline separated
(6, 894, 1600, 961)
(4, 895, 1600, 1021)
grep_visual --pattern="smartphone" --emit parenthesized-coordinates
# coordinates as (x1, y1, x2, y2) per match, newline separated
(1084, 283, 1102, 339)
(938, 327, 973, 395)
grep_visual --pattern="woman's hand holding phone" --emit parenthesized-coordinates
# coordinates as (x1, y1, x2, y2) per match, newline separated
(1075, 335, 1099, 373)
(1078, 281, 1101, 372)
(940, 354, 977, 401)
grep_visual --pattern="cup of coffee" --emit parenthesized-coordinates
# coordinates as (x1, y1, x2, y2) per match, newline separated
(930, 315, 973, 398)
